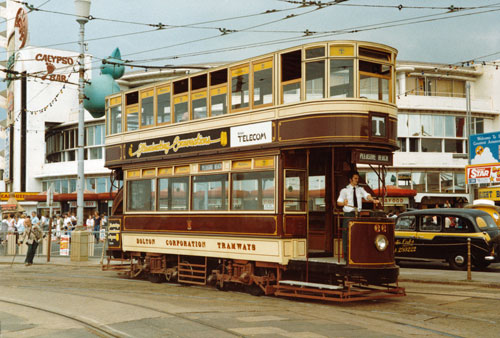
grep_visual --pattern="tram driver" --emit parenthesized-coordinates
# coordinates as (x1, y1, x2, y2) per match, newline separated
(337, 171, 379, 257)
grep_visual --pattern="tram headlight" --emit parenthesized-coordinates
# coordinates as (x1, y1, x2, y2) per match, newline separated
(374, 234, 388, 252)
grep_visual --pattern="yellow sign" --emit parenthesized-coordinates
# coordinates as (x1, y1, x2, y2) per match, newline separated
(330, 45, 354, 57)
(478, 187, 500, 201)
(109, 96, 121, 106)
(0, 192, 38, 201)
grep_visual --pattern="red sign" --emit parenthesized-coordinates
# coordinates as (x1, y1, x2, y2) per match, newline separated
(468, 167, 491, 179)
(466, 164, 500, 184)
(14, 8, 28, 49)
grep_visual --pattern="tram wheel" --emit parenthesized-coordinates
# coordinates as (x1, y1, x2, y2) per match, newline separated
(447, 252, 467, 270)
(149, 273, 166, 283)
(245, 284, 264, 297)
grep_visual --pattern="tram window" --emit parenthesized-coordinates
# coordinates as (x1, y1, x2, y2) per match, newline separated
(192, 174, 228, 211)
(109, 105, 122, 134)
(126, 91, 138, 105)
(284, 170, 306, 212)
(282, 81, 300, 104)
(210, 87, 227, 116)
(174, 95, 189, 123)
(231, 171, 275, 211)
(158, 176, 189, 211)
(191, 74, 207, 91)
(281, 50, 301, 104)
(210, 69, 228, 86)
(305, 47, 325, 59)
(253, 59, 273, 107)
(359, 61, 390, 102)
(140, 90, 154, 127)
(125, 106, 139, 131)
(192, 91, 208, 120)
(173, 79, 188, 95)
(157, 87, 171, 124)
(308, 175, 325, 211)
(127, 179, 156, 211)
(306, 61, 325, 100)
(329, 59, 353, 98)
(231, 66, 249, 110)
(359, 47, 391, 62)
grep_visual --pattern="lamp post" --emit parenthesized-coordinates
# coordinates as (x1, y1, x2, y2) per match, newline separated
(75, 0, 91, 227)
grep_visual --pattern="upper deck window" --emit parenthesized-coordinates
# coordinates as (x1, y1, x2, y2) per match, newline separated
(231, 65, 250, 111)
(305, 47, 325, 59)
(330, 59, 353, 98)
(192, 91, 207, 120)
(281, 50, 301, 104)
(359, 47, 391, 62)
(126, 91, 138, 106)
(359, 61, 391, 102)
(126, 106, 139, 131)
(210, 69, 228, 117)
(108, 96, 122, 135)
(157, 85, 171, 124)
(140, 89, 154, 128)
(253, 59, 273, 107)
(174, 95, 189, 123)
(306, 61, 325, 100)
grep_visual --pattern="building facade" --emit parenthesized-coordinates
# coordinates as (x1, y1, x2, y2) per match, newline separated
(362, 60, 500, 209)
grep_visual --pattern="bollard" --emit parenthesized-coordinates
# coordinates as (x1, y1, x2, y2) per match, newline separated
(70, 231, 89, 262)
(467, 238, 471, 281)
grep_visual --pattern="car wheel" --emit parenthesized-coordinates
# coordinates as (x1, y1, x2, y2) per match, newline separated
(448, 252, 467, 270)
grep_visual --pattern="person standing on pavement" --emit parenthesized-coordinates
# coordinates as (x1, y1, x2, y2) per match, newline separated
(86, 214, 94, 232)
(16, 214, 25, 235)
(337, 171, 379, 256)
(31, 211, 40, 230)
(93, 211, 101, 242)
(19, 217, 43, 266)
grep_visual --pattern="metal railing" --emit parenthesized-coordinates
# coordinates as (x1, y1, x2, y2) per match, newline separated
(0, 230, 107, 258)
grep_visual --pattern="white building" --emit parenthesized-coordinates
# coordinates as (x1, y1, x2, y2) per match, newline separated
(363, 60, 500, 208)
(0, 2, 114, 216)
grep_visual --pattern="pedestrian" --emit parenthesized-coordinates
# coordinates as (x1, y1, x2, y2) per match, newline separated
(18, 217, 43, 266)
(16, 214, 25, 235)
(7, 214, 16, 234)
(86, 214, 94, 232)
(93, 211, 101, 242)
(444, 200, 451, 208)
(31, 211, 40, 229)
(337, 171, 379, 256)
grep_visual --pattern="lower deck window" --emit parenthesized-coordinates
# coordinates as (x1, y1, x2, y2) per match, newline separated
(192, 174, 228, 211)
(158, 177, 189, 211)
(232, 171, 275, 211)
(127, 179, 156, 211)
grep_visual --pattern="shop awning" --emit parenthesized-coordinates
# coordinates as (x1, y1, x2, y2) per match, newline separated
(415, 193, 469, 203)
(373, 185, 417, 197)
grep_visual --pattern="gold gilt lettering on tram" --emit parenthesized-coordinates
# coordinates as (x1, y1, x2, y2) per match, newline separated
(128, 131, 228, 158)
(136, 238, 156, 245)
(165, 239, 206, 248)
(217, 242, 256, 251)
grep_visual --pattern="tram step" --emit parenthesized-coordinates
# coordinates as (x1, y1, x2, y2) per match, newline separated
(178, 256, 208, 285)
(278, 280, 344, 290)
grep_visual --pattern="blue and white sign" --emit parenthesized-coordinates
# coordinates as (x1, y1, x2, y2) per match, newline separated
(470, 131, 500, 165)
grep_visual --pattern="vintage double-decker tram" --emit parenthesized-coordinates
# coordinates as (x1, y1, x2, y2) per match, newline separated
(103, 40, 405, 301)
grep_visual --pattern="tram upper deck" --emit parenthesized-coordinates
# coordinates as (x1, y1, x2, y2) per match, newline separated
(104, 40, 398, 166)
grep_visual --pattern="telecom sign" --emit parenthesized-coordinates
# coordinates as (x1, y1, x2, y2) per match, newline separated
(469, 131, 500, 165)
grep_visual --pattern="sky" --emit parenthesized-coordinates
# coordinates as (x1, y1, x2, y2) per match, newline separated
(15, 0, 500, 72)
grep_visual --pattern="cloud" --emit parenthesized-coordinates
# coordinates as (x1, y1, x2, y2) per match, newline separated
(471, 147, 498, 164)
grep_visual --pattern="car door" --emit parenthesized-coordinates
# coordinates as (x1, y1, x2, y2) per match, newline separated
(416, 215, 442, 259)
(395, 215, 417, 258)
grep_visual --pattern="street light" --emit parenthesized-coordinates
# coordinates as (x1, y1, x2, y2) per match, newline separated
(74, 0, 91, 227)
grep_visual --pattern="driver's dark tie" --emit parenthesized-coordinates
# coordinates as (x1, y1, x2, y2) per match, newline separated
(353, 187, 358, 209)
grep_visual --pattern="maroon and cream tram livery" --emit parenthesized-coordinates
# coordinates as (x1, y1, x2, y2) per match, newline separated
(104, 41, 405, 301)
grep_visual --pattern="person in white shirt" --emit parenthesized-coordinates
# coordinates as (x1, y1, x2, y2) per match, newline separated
(86, 214, 94, 232)
(16, 214, 25, 234)
(337, 172, 379, 256)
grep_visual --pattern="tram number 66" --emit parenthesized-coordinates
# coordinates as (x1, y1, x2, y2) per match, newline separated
(373, 224, 387, 233)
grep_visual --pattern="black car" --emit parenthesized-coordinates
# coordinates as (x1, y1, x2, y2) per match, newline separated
(395, 208, 500, 270)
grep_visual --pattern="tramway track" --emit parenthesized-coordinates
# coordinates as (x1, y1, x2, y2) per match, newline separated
(0, 298, 126, 337)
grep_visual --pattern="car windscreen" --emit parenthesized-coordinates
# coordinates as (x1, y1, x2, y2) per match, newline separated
(476, 215, 498, 230)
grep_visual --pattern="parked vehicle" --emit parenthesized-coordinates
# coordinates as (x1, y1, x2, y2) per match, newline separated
(465, 199, 500, 228)
(395, 208, 500, 270)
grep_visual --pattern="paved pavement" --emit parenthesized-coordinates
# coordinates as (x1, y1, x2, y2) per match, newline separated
(1, 254, 499, 288)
